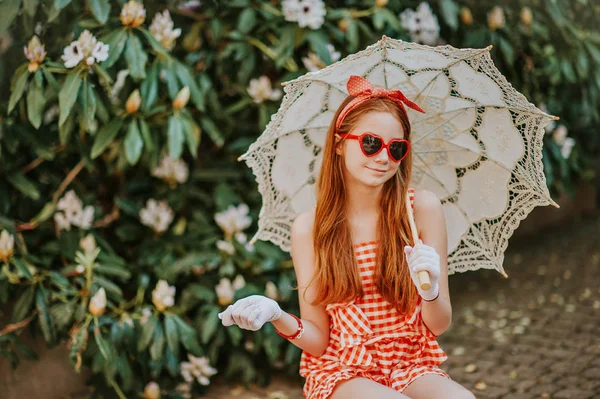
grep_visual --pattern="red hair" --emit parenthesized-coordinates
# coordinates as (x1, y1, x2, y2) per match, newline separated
(307, 96, 418, 314)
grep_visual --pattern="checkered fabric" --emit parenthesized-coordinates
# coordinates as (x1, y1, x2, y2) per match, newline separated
(299, 188, 450, 399)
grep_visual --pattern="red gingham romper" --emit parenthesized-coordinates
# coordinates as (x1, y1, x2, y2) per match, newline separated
(299, 188, 450, 399)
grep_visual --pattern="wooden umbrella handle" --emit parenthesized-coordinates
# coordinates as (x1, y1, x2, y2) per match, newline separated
(405, 189, 431, 291)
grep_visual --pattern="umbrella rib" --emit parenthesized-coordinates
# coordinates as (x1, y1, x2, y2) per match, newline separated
(413, 152, 453, 197)
(413, 107, 468, 144)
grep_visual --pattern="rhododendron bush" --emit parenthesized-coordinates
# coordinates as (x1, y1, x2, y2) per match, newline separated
(0, 0, 597, 397)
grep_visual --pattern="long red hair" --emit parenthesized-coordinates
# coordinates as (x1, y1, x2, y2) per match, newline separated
(308, 95, 418, 315)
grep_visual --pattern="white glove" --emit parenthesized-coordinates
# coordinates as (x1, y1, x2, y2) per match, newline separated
(217, 295, 282, 331)
(404, 239, 440, 301)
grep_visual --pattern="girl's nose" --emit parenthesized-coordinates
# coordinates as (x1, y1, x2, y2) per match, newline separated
(374, 148, 389, 163)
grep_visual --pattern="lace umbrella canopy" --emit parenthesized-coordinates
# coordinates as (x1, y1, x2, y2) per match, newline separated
(239, 35, 559, 277)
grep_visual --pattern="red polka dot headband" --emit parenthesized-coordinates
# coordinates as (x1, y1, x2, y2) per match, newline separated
(335, 75, 426, 132)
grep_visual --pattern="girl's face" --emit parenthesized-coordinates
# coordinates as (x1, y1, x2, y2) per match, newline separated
(335, 111, 407, 187)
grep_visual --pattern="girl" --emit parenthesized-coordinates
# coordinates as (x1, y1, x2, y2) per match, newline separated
(219, 75, 475, 399)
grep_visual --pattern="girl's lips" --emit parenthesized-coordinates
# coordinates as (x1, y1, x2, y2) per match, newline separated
(367, 166, 387, 173)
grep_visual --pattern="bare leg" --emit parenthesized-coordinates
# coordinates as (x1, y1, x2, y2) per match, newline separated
(330, 377, 411, 399)
(402, 374, 476, 399)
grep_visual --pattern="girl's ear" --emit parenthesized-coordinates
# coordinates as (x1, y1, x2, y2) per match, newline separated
(334, 134, 343, 155)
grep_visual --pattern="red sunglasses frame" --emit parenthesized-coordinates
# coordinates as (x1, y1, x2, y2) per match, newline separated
(338, 132, 410, 162)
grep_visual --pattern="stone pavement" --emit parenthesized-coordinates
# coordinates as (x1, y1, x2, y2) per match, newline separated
(205, 214, 600, 399)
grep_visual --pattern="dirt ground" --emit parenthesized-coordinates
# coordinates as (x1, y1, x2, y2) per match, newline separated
(204, 213, 600, 399)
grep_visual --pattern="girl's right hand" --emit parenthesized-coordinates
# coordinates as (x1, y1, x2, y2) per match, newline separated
(218, 295, 282, 331)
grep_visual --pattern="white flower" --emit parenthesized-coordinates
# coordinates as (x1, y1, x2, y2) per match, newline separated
(152, 155, 189, 186)
(79, 234, 97, 255)
(62, 42, 84, 68)
(215, 278, 234, 306)
(216, 240, 235, 255)
(234, 232, 247, 244)
(139, 199, 174, 234)
(560, 137, 575, 159)
(43, 105, 60, 124)
(180, 354, 217, 386)
(552, 125, 567, 146)
(175, 382, 192, 399)
(302, 44, 341, 72)
(400, 2, 440, 46)
(0, 230, 15, 263)
(62, 30, 109, 68)
(149, 10, 182, 51)
(142, 381, 160, 399)
(282, 0, 326, 30)
(140, 307, 152, 324)
(232, 274, 246, 291)
(75, 265, 85, 274)
(111, 69, 130, 102)
(120, 0, 146, 27)
(54, 190, 95, 231)
(89, 288, 107, 316)
(487, 6, 505, 31)
(265, 281, 279, 300)
(247, 76, 282, 104)
(214, 204, 251, 238)
(152, 280, 176, 311)
(177, 0, 201, 12)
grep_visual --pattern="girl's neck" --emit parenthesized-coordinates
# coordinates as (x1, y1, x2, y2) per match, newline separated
(346, 181, 383, 218)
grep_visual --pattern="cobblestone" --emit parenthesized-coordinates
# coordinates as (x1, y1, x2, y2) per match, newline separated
(205, 217, 600, 398)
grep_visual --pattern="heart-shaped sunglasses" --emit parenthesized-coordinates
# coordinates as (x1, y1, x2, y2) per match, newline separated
(337, 132, 410, 162)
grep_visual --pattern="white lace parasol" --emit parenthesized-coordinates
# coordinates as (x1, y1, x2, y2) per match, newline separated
(239, 35, 559, 277)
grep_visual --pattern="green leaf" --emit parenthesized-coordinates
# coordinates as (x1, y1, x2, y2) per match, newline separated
(174, 61, 205, 111)
(439, 0, 460, 31)
(138, 118, 153, 153)
(35, 287, 56, 344)
(150, 322, 165, 361)
(54, 0, 71, 10)
(79, 80, 97, 130)
(101, 29, 127, 68)
(27, 71, 46, 129)
(11, 258, 33, 280)
(58, 71, 83, 126)
(7, 173, 40, 200)
(23, 0, 39, 16)
(8, 65, 30, 114)
(95, 275, 123, 299)
(561, 59, 577, 83)
(91, 118, 124, 159)
(306, 31, 331, 65)
(498, 36, 515, 65)
(86, 0, 110, 24)
(140, 61, 159, 111)
(125, 33, 147, 80)
(12, 286, 35, 322)
(138, 27, 169, 58)
(138, 315, 157, 352)
(94, 263, 131, 280)
(164, 316, 180, 358)
(346, 20, 359, 53)
(0, 0, 21, 33)
(201, 306, 220, 344)
(173, 316, 202, 356)
(94, 327, 112, 361)
(182, 117, 199, 157)
(31, 202, 56, 224)
(59, 110, 76, 145)
(199, 116, 224, 148)
(237, 8, 256, 34)
(49, 300, 76, 332)
(167, 115, 184, 159)
(124, 119, 143, 165)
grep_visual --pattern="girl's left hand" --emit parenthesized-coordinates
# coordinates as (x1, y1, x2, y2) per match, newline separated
(404, 239, 440, 301)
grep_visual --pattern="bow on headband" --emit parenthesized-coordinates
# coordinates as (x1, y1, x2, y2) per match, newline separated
(335, 75, 426, 132)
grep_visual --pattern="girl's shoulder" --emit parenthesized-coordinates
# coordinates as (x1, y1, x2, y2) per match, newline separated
(291, 209, 316, 239)
(411, 187, 440, 213)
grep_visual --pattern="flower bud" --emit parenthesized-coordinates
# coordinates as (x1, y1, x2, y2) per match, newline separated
(89, 288, 107, 316)
(126, 89, 142, 114)
(79, 234, 97, 255)
(375, 0, 388, 7)
(24, 36, 46, 73)
(173, 86, 190, 109)
(0, 230, 15, 263)
(143, 382, 160, 399)
(338, 19, 350, 32)
(520, 7, 533, 26)
(120, 0, 146, 28)
(487, 6, 505, 31)
(460, 7, 473, 25)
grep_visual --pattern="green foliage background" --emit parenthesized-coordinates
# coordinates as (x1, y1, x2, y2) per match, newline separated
(0, 0, 598, 397)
